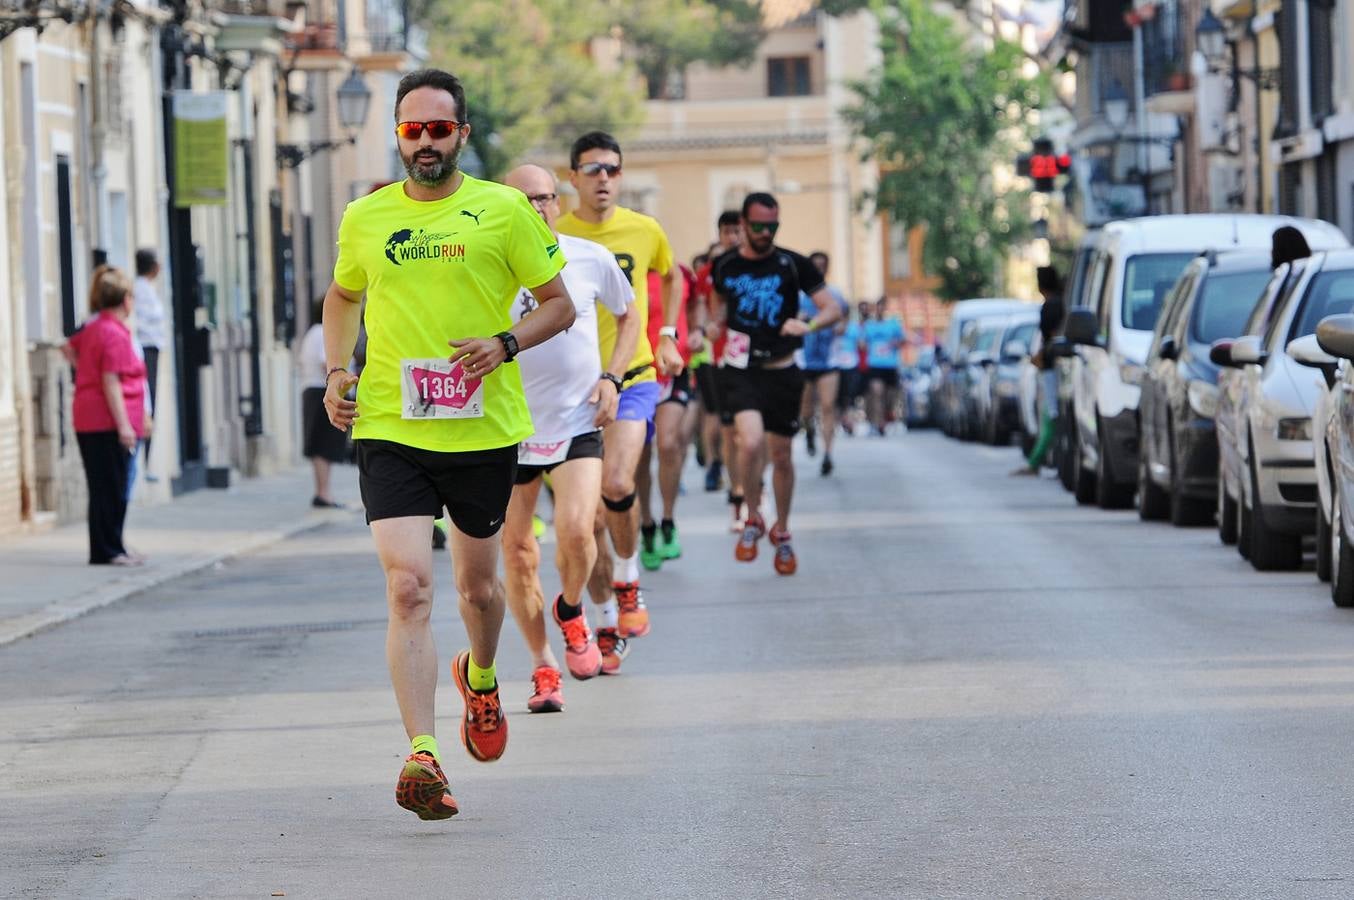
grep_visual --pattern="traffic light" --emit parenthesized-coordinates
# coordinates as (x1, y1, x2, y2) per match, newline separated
(1019, 139, 1071, 193)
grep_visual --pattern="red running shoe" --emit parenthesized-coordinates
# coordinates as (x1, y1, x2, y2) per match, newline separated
(613, 581, 650, 638)
(596, 627, 629, 675)
(451, 650, 508, 762)
(736, 513, 765, 562)
(552, 596, 603, 679)
(769, 526, 797, 576)
(395, 752, 459, 820)
(527, 665, 564, 713)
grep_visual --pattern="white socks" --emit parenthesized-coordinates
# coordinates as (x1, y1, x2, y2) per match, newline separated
(613, 553, 639, 584)
(598, 599, 619, 629)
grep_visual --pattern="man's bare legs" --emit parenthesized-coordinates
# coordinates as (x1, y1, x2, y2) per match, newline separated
(502, 458, 604, 690)
(371, 515, 504, 742)
(815, 371, 841, 473)
(735, 409, 769, 527)
(600, 416, 652, 640)
(656, 402, 689, 522)
(767, 432, 795, 533)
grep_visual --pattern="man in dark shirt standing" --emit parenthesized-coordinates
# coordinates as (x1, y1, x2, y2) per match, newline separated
(711, 192, 842, 575)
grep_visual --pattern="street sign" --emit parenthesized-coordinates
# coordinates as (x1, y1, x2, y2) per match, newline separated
(172, 91, 228, 207)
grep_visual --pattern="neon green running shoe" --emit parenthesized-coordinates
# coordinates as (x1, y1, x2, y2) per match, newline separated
(659, 521, 682, 560)
(639, 523, 663, 571)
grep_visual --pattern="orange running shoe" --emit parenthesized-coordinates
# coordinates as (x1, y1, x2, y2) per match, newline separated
(769, 526, 797, 576)
(527, 665, 564, 713)
(395, 752, 459, 820)
(552, 595, 603, 679)
(596, 627, 629, 675)
(451, 650, 508, 762)
(613, 581, 650, 638)
(736, 513, 765, 562)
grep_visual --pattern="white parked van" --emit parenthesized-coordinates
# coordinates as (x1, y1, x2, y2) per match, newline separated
(1062, 214, 1347, 509)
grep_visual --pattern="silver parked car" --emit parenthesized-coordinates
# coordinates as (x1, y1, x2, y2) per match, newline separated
(1216, 251, 1354, 570)
(1312, 305, 1354, 605)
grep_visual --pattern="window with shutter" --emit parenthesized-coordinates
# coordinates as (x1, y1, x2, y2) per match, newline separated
(1317, 148, 1337, 224)
(1275, 1, 1300, 138)
(1309, 0, 1335, 123)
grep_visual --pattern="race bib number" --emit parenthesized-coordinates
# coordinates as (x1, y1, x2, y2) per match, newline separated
(722, 329, 751, 370)
(401, 358, 485, 420)
(519, 438, 571, 466)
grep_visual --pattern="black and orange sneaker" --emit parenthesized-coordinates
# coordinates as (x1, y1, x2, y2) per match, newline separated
(736, 513, 765, 562)
(613, 581, 650, 638)
(596, 627, 629, 675)
(769, 526, 797, 576)
(451, 650, 508, 762)
(527, 665, 564, 713)
(395, 752, 459, 821)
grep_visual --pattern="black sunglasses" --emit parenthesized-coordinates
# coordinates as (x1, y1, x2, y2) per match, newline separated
(576, 162, 622, 177)
(747, 221, 780, 234)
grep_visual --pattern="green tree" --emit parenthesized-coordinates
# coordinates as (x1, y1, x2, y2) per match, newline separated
(840, 0, 1048, 300)
(607, 0, 765, 99)
(418, 0, 645, 180)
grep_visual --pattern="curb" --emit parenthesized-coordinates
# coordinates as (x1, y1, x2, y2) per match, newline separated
(0, 513, 343, 648)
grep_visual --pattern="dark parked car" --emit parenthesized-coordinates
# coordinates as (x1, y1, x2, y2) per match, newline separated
(1137, 251, 1274, 525)
(982, 313, 1038, 446)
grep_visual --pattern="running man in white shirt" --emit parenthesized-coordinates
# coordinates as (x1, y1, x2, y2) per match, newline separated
(500, 165, 641, 710)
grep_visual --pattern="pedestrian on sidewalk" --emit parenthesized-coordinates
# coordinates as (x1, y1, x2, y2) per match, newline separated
(133, 249, 166, 479)
(298, 298, 349, 508)
(69, 266, 148, 566)
(1012, 265, 1065, 477)
(322, 68, 574, 821)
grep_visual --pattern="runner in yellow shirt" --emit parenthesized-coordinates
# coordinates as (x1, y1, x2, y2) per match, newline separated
(321, 69, 574, 821)
(557, 131, 681, 670)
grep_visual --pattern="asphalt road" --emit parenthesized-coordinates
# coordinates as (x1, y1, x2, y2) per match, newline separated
(5, 430, 1354, 899)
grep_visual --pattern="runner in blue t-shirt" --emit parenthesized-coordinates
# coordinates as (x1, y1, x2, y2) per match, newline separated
(798, 252, 851, 475)
(862, 298, 906, 436)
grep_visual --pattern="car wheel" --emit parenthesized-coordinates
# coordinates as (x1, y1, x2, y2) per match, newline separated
(1137, 451, 1168, 521)
(1095, 417, 1135, 510)
(1237, 468, 1253, 560)
(1317, 492, 1333, 583)
(1217, 467, 1238, 546)
(1073, 421, 1096, 506)
(1248, 450, 1302, 571)
(1332, 484, 1354, 607)
(1058, 409, 1077, 492)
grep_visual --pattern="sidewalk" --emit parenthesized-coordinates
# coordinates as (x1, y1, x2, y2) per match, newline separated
(0, 464, 360, 647)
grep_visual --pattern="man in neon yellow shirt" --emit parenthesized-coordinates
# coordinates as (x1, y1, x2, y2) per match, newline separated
(321, 69, 574, 821)
(557, 131, 681, 670)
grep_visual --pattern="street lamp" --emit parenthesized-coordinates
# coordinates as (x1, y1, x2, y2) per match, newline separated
(1195, 9, 1227, 67)
(276, 69, 372, 168)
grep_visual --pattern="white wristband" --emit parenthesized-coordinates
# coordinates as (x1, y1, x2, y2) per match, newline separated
(658, 326, 678, 339)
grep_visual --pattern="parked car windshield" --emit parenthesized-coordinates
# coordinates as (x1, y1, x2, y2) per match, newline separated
(1005, 322, 1037, 355)
(1122, 253, 1197, 331)
(1189, 269, 1274, 345)
(1291, 269, 1354, 340)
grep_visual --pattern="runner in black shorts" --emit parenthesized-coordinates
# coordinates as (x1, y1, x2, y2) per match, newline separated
(710, 192, 842, 576)
(322, 70, 575, 821)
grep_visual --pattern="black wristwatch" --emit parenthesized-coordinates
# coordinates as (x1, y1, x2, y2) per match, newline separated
(495, 331, 520, 362)
(600, 372, 623, 392)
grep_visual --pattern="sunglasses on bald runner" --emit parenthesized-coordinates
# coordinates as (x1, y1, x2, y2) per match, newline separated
(395, 120, 465, 140)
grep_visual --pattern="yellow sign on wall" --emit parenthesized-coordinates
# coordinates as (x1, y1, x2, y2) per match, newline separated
(173, 91, 228, 207)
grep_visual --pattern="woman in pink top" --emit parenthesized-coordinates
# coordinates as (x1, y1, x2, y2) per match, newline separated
(68, 266, 147, 566)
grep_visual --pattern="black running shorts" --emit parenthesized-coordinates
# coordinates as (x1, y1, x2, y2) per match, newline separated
(694, 364, 722, 416)
(720, 365, 805, 437)
(514, 430, 604, 485)
(357, 439, 517, 538)
(659, 369, 692, 407)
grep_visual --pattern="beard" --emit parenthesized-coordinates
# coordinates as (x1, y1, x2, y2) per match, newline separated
(401, 136, 464, 187)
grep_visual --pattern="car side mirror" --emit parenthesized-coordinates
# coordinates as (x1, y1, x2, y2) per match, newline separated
(1288, 332, 1340, 389)
(1209, 339, 1236, 367)
(1064, 309, 1100, 347)
(1317, 314, 1354, 361)
(1229, 335, 1268, 367)
(1157, 335, 1179, 361)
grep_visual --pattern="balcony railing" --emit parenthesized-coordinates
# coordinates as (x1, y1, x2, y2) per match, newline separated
(1141, 1, 1190, 96)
